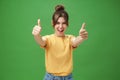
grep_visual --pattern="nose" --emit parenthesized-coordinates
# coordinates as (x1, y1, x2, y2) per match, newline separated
(60, 24, 63, 28)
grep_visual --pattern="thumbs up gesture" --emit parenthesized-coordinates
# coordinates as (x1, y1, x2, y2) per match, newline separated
(32, 19, 42, 36)
(79, 23, 88, 40)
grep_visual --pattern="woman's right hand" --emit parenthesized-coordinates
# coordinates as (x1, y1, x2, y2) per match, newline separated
(32, 19, 42, 36)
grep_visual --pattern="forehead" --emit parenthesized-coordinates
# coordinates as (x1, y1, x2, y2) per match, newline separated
(57, 17, 65, 22)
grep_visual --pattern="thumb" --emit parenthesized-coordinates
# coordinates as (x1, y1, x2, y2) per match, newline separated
(37, 19, 41, 26)
(80, 22, 86, 30)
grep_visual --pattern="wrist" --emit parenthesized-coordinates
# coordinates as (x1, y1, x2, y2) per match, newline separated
(78, 36, 85, 41)
(34, 34, 40, 37)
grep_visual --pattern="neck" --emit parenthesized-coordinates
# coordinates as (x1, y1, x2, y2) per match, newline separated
(54, 33, 65, 37)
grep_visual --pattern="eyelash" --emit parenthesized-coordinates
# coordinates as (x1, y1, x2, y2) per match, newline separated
(56, 22, 66, 24)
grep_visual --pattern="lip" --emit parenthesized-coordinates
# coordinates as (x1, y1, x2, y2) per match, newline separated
(57, 28, 64, 33)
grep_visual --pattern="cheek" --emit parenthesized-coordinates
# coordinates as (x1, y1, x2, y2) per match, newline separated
(63, 25, 67, 29)
(54, 25, 58, 30)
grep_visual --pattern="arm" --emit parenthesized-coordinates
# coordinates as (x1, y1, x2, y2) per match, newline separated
(72, 23, 88, 47)
(32, 19, 46, 47)
(33, 35, 46, 47)
(72, 36, 84, 47)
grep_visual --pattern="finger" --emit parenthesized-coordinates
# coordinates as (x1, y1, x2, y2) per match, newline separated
(80, 32, 88, 36)
(80, 34, 88, 36)
(81, 22, 86, 30)
(32, 30, 37, 35)
(81, 36, 88, 39)
(32, 30, 35, 34)
(34, 25, 41, 30)
(80, 34, 88, 38)
(34, 29, 40, 32)
(38, 19, 41, 26)
(32, 30, 39, 35)
(80, 32, 88, 35)
(35, 26, 41, 30)
(80, 29, 86, 33)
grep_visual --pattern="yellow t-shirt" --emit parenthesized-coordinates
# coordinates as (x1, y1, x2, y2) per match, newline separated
(42, 34, 75, 76)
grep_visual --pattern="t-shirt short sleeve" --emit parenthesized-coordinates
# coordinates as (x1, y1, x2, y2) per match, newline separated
(69, 35, 77, 49)
(40, 35, 49, 49)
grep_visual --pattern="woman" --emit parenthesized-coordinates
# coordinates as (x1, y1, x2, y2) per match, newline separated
(32, 4, 88, 80)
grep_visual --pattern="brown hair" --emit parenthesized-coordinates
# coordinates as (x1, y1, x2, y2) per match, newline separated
(52, 5, 69, 26)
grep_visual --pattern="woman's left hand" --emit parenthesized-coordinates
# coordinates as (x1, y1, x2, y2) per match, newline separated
(79, 23, 88, 40)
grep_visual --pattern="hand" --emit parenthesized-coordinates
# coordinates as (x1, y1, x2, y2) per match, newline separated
(79, 23, 88, 40)
(32, 19, 42, 36)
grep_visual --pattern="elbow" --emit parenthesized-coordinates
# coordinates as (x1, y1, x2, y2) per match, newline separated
(72, 43, 78, 48)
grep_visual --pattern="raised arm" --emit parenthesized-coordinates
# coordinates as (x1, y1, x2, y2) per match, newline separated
(72, 23, 88, 47)
(32, 19, 46, 47)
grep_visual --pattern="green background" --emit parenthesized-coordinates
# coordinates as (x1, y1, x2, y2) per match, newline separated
(0, 0, 120, 80)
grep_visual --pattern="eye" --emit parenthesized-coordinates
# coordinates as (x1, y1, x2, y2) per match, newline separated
(63, 22, 66, 24)
(56, 22, 60, 24)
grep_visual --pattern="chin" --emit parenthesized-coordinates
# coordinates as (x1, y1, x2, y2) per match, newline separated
(56, 32, 65, 37)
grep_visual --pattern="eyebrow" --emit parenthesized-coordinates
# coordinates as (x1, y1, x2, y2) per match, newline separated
(56, 21, 66, 24)
(57, 20, 66, 23)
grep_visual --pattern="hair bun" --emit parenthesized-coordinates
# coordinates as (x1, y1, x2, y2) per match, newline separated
(55, 5, 65, 12)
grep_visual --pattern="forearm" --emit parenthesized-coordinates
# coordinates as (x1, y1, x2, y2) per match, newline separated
(72, 36, 84, 47)
(34, 35, 46, 47)
(72, 22, 88, 47)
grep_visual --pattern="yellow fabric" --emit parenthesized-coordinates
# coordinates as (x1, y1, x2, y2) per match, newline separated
(42, 34, 75, 76)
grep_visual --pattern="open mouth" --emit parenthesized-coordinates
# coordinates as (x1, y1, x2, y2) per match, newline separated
(57, 28, 64, 33)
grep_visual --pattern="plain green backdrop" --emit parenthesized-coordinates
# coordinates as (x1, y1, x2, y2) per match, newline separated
(0, 0, 120, 80)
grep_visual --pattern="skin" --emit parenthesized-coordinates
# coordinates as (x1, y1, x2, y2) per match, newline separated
(54, 17, 67, 37)
(32, 17, 88, 47)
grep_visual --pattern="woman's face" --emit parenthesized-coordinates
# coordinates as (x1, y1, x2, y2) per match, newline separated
(54, 17, 67, 37)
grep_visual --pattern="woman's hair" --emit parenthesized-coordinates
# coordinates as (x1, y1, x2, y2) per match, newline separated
(52, 5, 69, 26)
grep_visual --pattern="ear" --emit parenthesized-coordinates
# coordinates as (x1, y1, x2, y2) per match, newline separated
(51, 20, 54, 26)
(67, 21, 69, 26)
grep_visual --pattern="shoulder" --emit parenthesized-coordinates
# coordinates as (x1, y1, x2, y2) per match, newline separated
(42, 34, 54, 40)
(65, 34, 76, 39)
(42, 34, 53, 38)
(65, 35, 76, 44)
